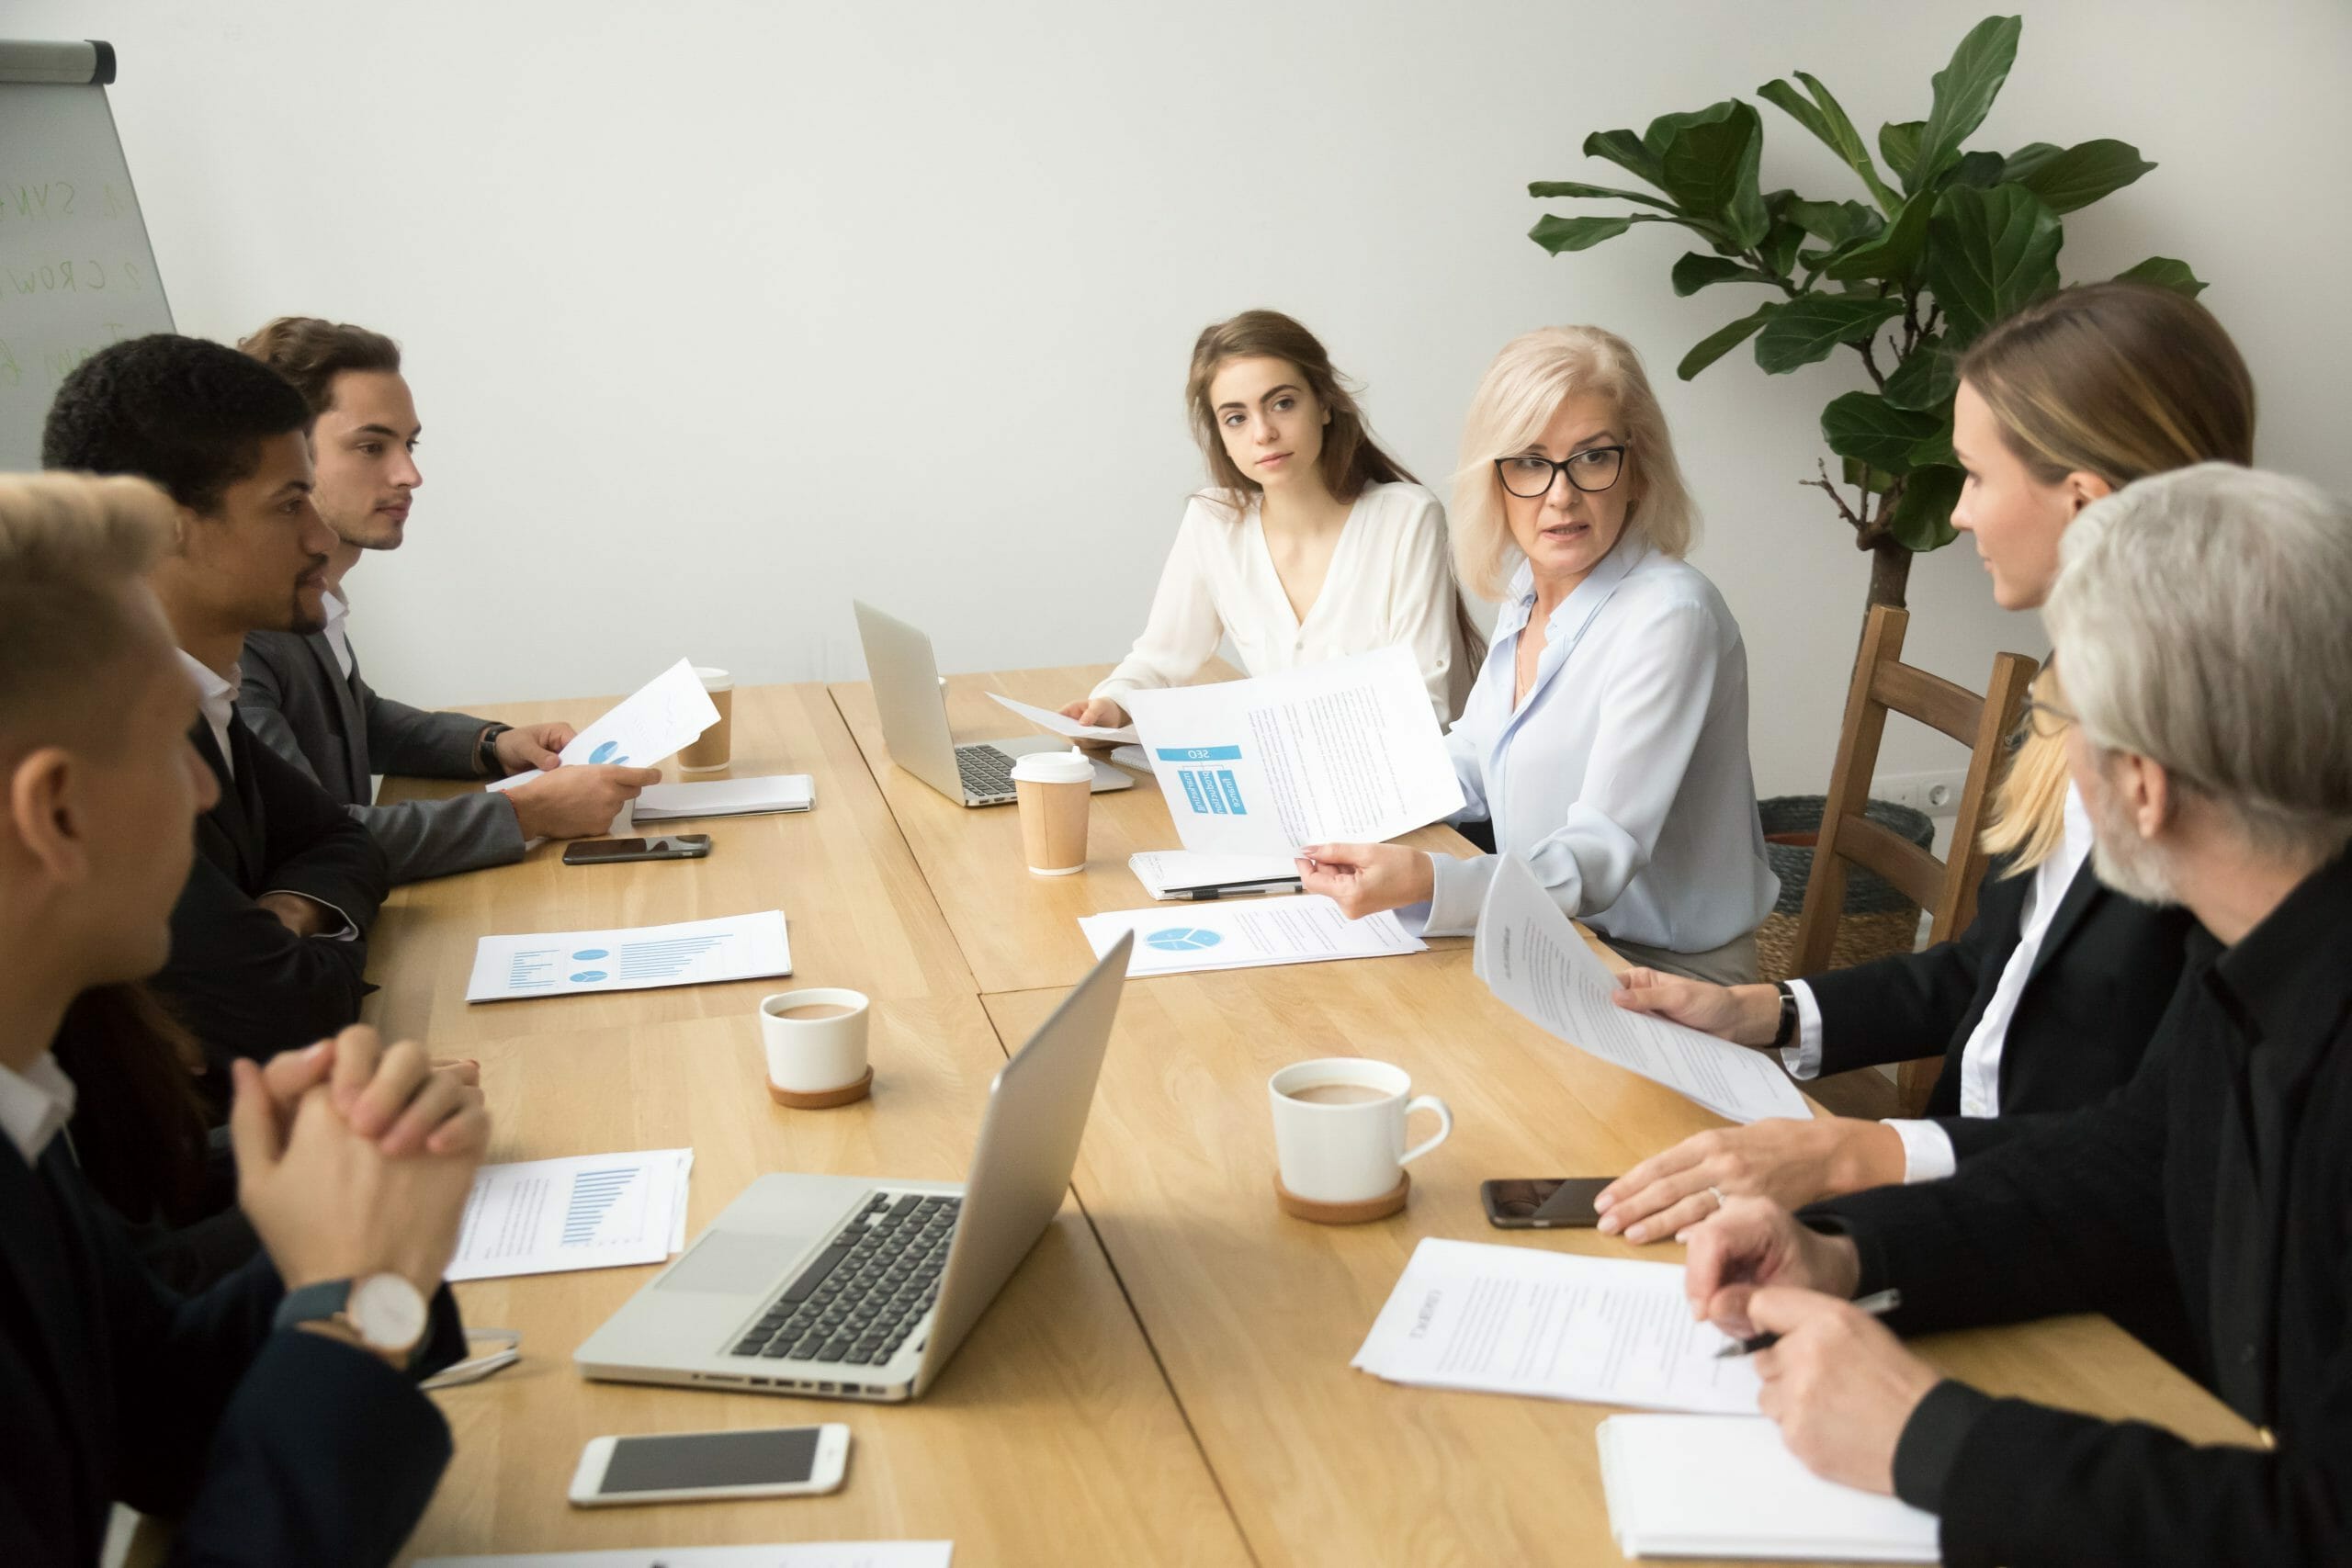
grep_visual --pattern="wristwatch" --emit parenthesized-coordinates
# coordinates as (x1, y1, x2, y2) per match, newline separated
(1770, 981, 1799, 1049)
(474, 723, 514, 778)
(274, 1273, 430, 1359)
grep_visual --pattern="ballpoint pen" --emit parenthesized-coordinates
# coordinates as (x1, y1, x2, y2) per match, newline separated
(1713, 1288, 1902, 1357)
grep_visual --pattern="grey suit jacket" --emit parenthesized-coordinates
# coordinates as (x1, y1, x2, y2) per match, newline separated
(239, 626, 526, 883)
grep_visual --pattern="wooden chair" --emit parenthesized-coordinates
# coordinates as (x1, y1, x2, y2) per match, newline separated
(1792, 604, 2038, 1117)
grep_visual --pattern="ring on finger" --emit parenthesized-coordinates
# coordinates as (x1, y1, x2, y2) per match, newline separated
(1707, 1185, 1726, 1212)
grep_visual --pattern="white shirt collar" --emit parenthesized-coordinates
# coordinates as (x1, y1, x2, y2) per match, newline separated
(177, 648, 239, 776)
(320, 590, 356, 680)
(321, 589, 349, 634)
(0, 1052, 77, 1166)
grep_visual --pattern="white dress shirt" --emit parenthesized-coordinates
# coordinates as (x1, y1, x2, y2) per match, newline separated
(320, 590, 356, 680)
(178, 648, 240, 779)
(1091, 481, 1467, 723)
(1783, 785, 2095, 1181)
(0, 1051, 76, 1165)
(1413, 545, 1779, 950)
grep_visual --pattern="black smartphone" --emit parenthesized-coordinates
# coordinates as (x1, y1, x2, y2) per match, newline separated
(1481, 1178, 1615, 1229)
(561, 834, 713, 866)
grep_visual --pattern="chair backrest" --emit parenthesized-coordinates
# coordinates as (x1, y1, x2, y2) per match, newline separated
(1792, 604, 2038, 1113)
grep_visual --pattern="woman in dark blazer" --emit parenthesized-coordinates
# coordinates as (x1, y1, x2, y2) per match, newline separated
(1588, 280, 2257, 1245)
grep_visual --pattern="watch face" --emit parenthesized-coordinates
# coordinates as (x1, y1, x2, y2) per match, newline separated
(349, 1273, 430, 1352)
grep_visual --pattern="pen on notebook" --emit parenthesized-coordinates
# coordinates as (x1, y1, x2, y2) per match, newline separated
(1713, 1289, 1902, 1358)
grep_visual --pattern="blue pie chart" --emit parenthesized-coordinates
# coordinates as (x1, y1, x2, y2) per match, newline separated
(571, 969, 608, 982)
(1147, 927, 1223, 953)
(572, 948, 609, 960)
(589, 740, 628, 764)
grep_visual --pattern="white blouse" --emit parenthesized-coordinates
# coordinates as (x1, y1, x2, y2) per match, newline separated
(1091, 481, 1468, 723)
(1412, 544, 1780, 951)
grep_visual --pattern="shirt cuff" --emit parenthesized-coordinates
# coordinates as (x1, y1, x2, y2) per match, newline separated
(265, 891, 359, 942)
(1881, 1118, 1958, 1183)
(1779, 979, 1826, 1078)
(1892, 1378, 1996, 1515)
(1421, 851, 1493, 937)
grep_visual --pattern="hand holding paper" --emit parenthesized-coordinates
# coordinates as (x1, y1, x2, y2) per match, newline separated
(491, 658, 719, 793)
(989, 691, 1138, 744)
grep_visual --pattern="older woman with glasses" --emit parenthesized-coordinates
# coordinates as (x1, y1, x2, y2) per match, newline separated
(1300, 324, 1778, 984)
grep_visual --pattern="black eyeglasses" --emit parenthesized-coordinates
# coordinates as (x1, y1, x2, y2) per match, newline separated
(1495, 446, 1627, 499)
(2018, 657, 2075, 739)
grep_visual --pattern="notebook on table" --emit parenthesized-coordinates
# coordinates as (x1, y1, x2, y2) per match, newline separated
(1596, 1415, 1940, 1562)
(633, 775, 814, 820)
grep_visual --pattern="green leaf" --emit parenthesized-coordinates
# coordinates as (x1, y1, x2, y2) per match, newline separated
(1528, 213, 1635, 253)
(1757, 73, 1902, 214)
(2009, 139, 2155, 214)
(1882, 336, 1960, 411)
(1582, 128, 1667, 189)
(1844, 457, 1897, 494)
(2113, 255, 2208, 298)
(1672, 252, 1765, 295)
(1924, 183, 2064, 344)
(1784, 197, 1883, 246)
(1754, 294, 1907, 373)
(1527, 178, 1684, 213)
(1945, 151, 2007, 189)
(1822, 389, 1944, 473)
(1824, 190, 1933, 283)
(1907, 424, 1957, 469)
(1758, 218, 1808, 278)
(1643, 100, 1770, 248)
(1678, 304, 1781, 380)
(1911, 15, 2023, 193)
(2002, 141, 2064, 184)
(1885, 464, 1964, 551)
(1880, 120, 1925, 182)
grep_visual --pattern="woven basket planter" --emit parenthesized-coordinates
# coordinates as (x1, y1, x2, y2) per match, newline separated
(1753, 795, 1936, 982)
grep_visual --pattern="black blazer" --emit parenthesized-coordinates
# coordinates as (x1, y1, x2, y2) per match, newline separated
(1808, 851, 2352, 1567)
(1803, 857, 2196, 1156)
(155, 716, 389, 1081)
(0, 1134, 463, 1567)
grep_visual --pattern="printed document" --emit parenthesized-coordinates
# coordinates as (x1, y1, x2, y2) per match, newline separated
(1476, 856, 1811, 1124)
(634, 775, 815, 819)
(1598, 1415, 1939, 1561)
(1129, 849, 1304, 898)
(418, 1544, 954, 1568)
(1124, 645, 1464, 856)
(988, 690, 1137, 744)
(1079, 896, 1425, 977)
(465, 911, 791, 1003)
(490, 657, 719, 792)
(1352, 1237, 1759, 1414)
(446, 1149, 694, 1281)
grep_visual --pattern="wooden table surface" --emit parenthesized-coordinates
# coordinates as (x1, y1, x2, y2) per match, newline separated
(827, 662, 1476, 994)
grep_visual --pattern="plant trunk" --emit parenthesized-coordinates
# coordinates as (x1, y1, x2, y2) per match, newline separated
(1866, 539, 1912, 610)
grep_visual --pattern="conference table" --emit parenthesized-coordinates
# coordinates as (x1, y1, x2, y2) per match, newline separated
(369, 667, 2259, 1567)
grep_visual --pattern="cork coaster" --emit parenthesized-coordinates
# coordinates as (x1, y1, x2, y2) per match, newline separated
(1275, 1171, 1409, 1224)
(767, 1066, 874, 1110)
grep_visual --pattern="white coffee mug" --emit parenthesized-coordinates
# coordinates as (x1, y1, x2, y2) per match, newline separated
(1267, 1057, 1452, 1204)
(759, 987, 870, 1093)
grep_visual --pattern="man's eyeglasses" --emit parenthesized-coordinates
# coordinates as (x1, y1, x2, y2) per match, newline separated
(1495, 446, 1627, 499)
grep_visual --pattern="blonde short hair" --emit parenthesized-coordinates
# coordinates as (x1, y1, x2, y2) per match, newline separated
(1450, 325, 1698, 601)
(0, 472, 176, 757)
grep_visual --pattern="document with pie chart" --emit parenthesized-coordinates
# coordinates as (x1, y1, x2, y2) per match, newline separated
(1077, 896, 1425, 978)
(464, 910, 792, 1002)
(486, 656, 720, 795)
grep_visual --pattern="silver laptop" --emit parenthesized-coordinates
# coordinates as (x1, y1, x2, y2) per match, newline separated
(853, 599, 1134, 806)
(574, 934, 1133, 1403)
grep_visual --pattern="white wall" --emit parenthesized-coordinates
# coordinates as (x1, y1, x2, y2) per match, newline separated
(16, 0, 2351, 795)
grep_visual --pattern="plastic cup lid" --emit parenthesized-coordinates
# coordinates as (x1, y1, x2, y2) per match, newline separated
(1011, 750, 1094, 784)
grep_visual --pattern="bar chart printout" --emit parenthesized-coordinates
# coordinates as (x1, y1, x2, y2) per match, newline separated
(447, 1150, 695, 1280)
(465, 911, 792, 1002)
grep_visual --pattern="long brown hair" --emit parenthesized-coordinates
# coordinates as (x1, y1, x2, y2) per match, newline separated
(1962, 282, 2256, 871)
(1185, 310, 1418, 513)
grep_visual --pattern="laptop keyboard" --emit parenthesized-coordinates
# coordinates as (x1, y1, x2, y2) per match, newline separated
(728, 1192, 961, 1367)
(955, 745, 1017, 801)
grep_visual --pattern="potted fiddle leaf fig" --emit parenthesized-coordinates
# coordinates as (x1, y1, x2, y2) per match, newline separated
(1526, 13, 2206, 611)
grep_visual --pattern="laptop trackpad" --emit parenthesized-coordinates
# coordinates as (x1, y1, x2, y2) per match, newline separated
(657, 1230, 793, 1295)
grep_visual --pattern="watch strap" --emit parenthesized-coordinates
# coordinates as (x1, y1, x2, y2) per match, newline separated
(273, 1278, 355, 1334)
(1770, 981, 1799, 1049)
(475, 723, 513, 778)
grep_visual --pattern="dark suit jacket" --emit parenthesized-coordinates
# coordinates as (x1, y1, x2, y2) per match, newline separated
(1807, 852, 2352, 1568)
(241, 626, 525, 884)
(154, 717, 388, 1084)
(1804, 857, 2196, 1156)
(0, 1132, 464, 1567)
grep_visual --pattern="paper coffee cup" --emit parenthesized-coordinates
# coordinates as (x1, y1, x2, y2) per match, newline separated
(1011, 750, 1092, 876)
(1267, 1057, 1453, 1204)
(680, 667, 734, 772)
(760, 987, 870, 1094)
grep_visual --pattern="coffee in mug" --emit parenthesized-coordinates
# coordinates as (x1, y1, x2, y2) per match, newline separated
(759, 987, 870, 1096)
(1267, 1057, 1452, 1207)
(776, 1003, 856, 1021)
(680, 666, 734, 772)
(1010, 749, 1092, 875)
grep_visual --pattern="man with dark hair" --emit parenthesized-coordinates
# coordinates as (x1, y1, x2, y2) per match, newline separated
(236, 316, 654, 883)
(0, 469, 485, 1566)
(43, 333, 387, 1082)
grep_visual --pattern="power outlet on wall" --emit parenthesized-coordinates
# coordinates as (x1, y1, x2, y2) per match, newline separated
(1874, 769, 1969, 818)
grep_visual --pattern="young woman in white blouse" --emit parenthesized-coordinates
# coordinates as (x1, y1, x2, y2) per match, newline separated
(1060, 310, 1472, 729)
(1300, 325, 1777, 982)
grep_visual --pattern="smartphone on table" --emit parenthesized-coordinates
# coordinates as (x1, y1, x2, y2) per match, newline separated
(1481, 1178, 1615, 1229)
(561, 833, 713, 866)
(568, 1423, 851, 1506)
